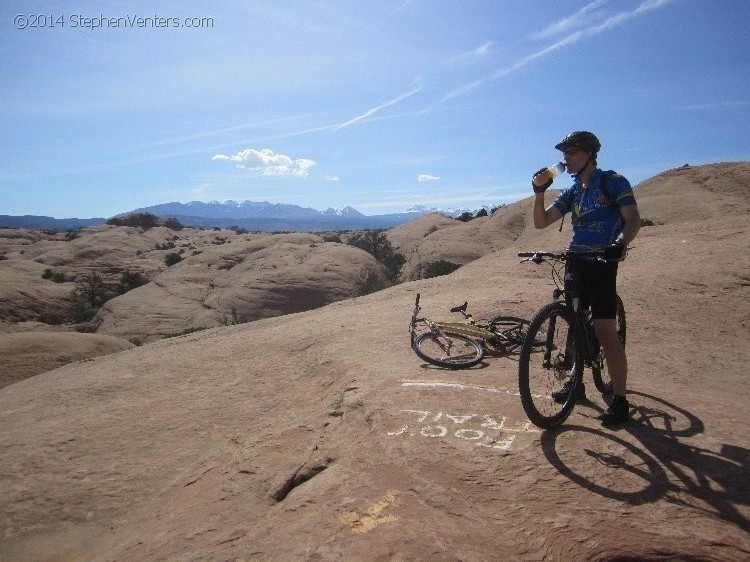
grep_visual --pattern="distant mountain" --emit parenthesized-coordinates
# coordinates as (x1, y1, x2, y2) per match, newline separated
(320, 206, 365, 218)
(0, 215, 106, 230)
(1, 200, 505, 233)
(127, 200, 323, 220)
(123, 200, 423, 231)
(406, 204, 501, 217)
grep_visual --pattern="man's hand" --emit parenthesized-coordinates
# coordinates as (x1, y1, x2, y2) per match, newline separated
(532, 168, 552, 193)
(604, 239, 627, 261)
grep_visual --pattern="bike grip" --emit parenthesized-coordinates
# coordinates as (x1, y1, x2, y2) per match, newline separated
(415, 293, 420, 306)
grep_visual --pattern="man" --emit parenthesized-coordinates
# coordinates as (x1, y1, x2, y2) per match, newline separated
(532, 131, 640, 425)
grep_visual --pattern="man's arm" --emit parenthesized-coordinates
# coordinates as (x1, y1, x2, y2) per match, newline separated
(533, 192, 563, 229)
(616, 204, 641, 245)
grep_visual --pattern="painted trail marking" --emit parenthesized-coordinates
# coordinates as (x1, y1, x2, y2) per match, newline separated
(400, 379, 546, 399)
(338, 490, 400, 534)
(400, 380, 520, 396)
(386, 409, 539, 452)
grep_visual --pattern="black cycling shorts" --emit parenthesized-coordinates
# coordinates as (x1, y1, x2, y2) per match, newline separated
(564, 259, 619, 319)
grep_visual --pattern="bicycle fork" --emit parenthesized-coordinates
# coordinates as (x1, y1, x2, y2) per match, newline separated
(542, 289, 576, 372)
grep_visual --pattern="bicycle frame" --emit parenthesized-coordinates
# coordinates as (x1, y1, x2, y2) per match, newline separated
(410, 294, 525, 349)
(409, 294, 460, 354)
(521, 251, 615, 370)
(517, 249, 627, 427)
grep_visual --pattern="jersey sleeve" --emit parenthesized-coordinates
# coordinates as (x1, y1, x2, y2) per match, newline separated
(609, 173, 637, 208)
(552, 186, 576, 215)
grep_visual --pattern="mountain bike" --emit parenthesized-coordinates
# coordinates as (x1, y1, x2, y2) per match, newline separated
(409, 293, 541, 369)
(517, 250, 627, 429)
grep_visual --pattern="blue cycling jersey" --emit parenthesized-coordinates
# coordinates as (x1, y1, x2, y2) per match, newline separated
(552, 168, 636, 250)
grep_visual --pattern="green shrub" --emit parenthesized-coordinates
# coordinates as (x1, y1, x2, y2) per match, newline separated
(164, 253, 182, 266)
(71, 272, 111, 310)
(116, 269, 147, 294)
(73, 306, 100, 323)
(424, 260, 462, 279)
(107, 213, 160, 230)
(164, 217, 183, 231)
(346, 230, 405, 282)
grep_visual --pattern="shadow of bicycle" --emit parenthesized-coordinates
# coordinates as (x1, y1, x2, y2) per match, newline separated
(540, 390, 749, 529)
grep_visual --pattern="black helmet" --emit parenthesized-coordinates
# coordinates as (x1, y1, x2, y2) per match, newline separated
(555, 131, 601, 154)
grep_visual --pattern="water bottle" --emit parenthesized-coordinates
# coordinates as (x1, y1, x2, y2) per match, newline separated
(533, 162, 565, 187)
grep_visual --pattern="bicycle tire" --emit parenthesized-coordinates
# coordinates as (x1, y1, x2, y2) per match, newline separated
(591, 295, 627, 394)
(489, 315, 546, 346)
(518, 302, 583, 429)
(412, 331, 484, 369)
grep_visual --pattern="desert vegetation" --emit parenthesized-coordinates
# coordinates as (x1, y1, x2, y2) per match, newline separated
(345, 229, 406, 283)
(106, 212, 184, 231)
(423, 260, 462, 278)
(69, 269, 149, 323)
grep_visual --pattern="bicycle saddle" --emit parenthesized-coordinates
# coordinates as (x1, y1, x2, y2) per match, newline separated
(450, 301, 469, 314)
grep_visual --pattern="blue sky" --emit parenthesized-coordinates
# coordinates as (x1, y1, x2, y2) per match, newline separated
(1, 0, 749, 218)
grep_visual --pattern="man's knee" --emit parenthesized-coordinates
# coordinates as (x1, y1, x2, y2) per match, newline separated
(593, 319, 619, 344)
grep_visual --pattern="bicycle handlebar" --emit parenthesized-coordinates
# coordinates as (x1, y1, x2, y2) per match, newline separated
(518, 249, 624, 264)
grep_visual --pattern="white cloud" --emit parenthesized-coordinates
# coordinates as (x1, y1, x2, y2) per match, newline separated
(534, 0, 609, 39)
(678, 100, 750, 111)
(324, 175, 340, 182)
(333, 79, 423, 130)
(212, 148, 316, 177)
(434, 0, 675, 107)
(448, 41, 493, 64)
(418, 174, 440, 182)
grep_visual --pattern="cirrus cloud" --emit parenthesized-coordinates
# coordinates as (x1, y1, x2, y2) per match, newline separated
(418, 174, 440, 182)
(212, 148, 316, 177)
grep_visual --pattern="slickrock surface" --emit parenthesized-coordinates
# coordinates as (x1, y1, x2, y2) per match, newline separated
(1, 163, 748, 560)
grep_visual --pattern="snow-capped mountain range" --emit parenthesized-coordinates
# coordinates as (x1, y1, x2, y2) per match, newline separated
(115, 200, 498, 231)
(0, 200, 502, 231)
(136, 200, 366, 220)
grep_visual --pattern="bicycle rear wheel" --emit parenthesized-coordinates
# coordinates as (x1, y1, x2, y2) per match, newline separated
(518, 302, 583, 429)
(489, 315, 546, 346)
(591, 295, 627, 394)
(412, 331, 484, 369)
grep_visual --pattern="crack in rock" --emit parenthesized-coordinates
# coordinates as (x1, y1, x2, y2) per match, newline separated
(269, 456, 334, 502)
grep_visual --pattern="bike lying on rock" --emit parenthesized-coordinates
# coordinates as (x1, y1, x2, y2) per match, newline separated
(517, 250, 627, 429)
(409, 293, 543, 369)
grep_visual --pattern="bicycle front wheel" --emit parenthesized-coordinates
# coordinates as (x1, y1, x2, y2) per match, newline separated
(518, 302, 583, 429)
(412, 331, 484, 369)
(591, 295, 627, 394)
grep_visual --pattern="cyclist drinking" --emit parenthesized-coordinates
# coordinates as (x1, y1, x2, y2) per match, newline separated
(531, 131, 641, 425)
